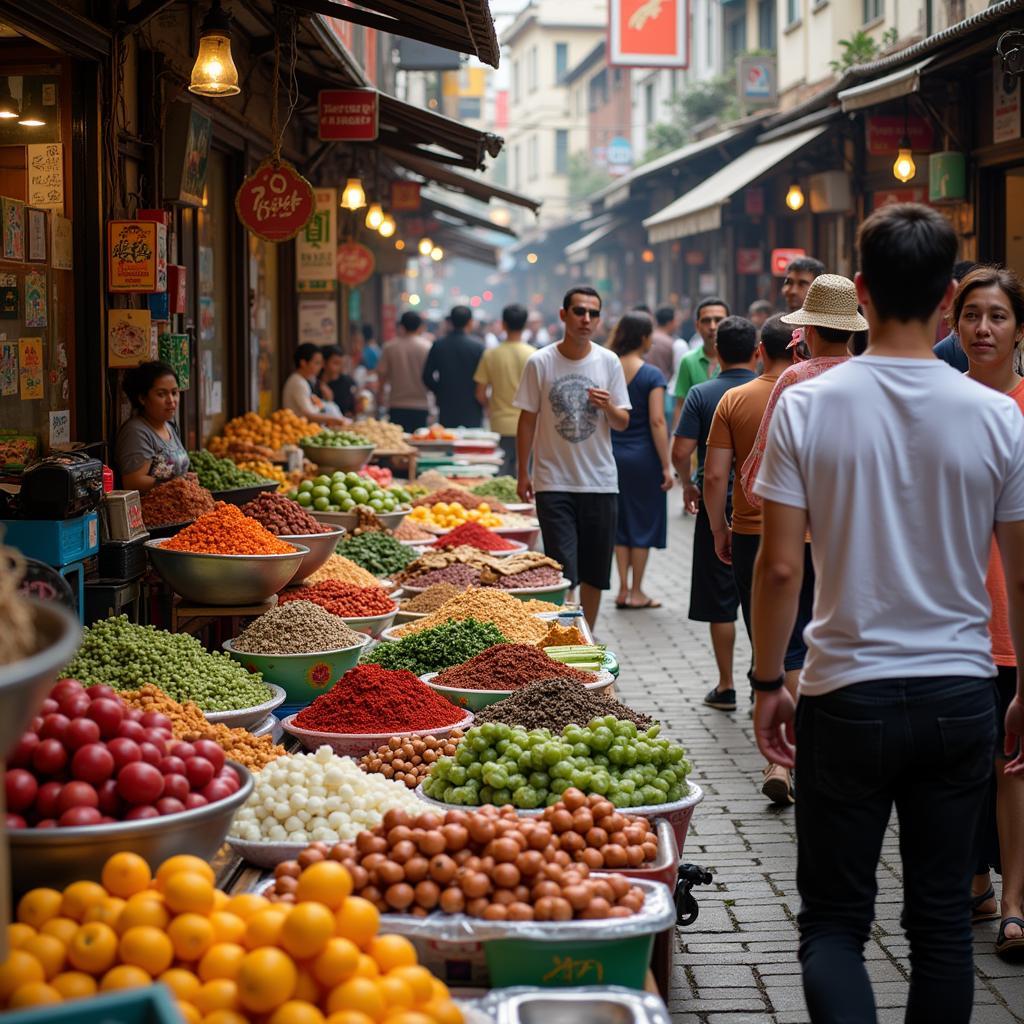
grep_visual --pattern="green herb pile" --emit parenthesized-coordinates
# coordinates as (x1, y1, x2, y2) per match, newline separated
(337, 530, 414, 577)
(471, 476, 520, 503)
(188, 449, 274, 491)
(361, 618, 507, 675)
(64, 615, 272, 712)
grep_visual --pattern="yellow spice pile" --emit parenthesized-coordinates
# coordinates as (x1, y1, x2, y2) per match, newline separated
(536, 622, 585, 648)
(303, 553, 380, 587)
(392, 586, 549, 644)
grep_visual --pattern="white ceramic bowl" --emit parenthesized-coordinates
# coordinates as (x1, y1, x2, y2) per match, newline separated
(340, 607, 398, 638)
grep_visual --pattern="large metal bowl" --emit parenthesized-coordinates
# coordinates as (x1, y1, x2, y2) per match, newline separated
(212, 482, 279, 506)
(8, 761, 254, 893)
(145, 538, 309, 605)
(279, 527, 346, 582)
(300, 443, 376, 471)
(204, 682, 287, 730)
(0, 600, 81, 759)
(311, 507, 410, 532)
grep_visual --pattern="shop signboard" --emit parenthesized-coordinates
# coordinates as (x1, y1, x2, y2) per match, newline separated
(738, 56, 777, 106)
(865, 115, 933, 156)
(337, 241, 375, 287)
(26, 143, 64, 212)
(108, 220, 165, 292)
(770, 248, 806, 276)
(871, 186, 928, 210)
(993, 55, 1021, 144)
(235, 159, 315, 243)
(318, 89, 379, 141)
(296, 188, 337, 283)
(608, 0, 689, 69)
(736, 248, 763, 274)
(928, 153, 966, 203)
(390, 181, 421, 212)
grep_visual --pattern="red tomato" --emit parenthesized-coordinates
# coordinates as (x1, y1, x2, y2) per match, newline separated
(59, 806, 102, 827)
(39, 713, 70, 742)
(161, 773, 189, 802)
(86, 698, 123, 738)
(59, 693, 91, 719)
(192, 740, 226, 773)
(40, 698, 59, 716)
(6, 814, 27, 829)
(107, 738, 142, 771)
(201, 779, 233, 804)
(140, 712, 173, 732)
(51, 679, 85, 703)
(184, 757, 214, 789)
(35, 818, 58, 828)
(85, 684, 116, 700)
(57, 781, 99, 814)
(97, 779, 121, 816)
(170, 741, 195, 761)
(158, 756, 186, 776)
(71, 743, 115, 785)
(123, 707, 143, 723)
(117, 761, 164, 805)
(124, 805, 159, 820)
(34, 781, 63, 819)
(155, 797, 185, 816)
(32, 738, 67, 776)
(5, 769, 38, 812)
(9, 732, 39, 769)
(183, 793, 208, 810)
(216, 768, 240, 793)
(139, 742, 163, 766)
(64, 717, 101, 751)
(116, 720, 146, 743)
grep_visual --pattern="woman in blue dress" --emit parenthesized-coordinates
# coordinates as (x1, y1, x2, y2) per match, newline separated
(609, 312, 673, 609)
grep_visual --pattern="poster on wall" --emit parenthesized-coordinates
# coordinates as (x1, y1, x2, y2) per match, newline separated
(51, 214, 72, 270)
(0, 338, 17, 395)
(296, 188, 337, 284)
(18, 337, 43, 399)
(108, 309, 154, 367)
(298, 299, 338, 346)
(26, 209, 48, 263)
(994, 56, 1021, 144)
(164, 104, 212, 206)
(199, 296, 215, 342)
(2, 198, 25, 262)
(24, 271, 46, 327)
(108, 220, 166, 292)
(0, 274, 18, 319)
(27, 143, 64, 212)
(48, 410, 70, 446)
(608, 0, 690, 69)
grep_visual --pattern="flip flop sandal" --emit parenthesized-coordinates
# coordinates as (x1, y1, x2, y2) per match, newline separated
(621, 598, 663, 610)
(972, 885, 1000, 923)
(995, 917, 1024, 956)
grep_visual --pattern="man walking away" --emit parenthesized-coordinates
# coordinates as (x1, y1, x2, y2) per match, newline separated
(747, 300, 774, 329)
(377, 311, 432, 433)
(672, 297, 729, 434)
(933, 260, 979, 371)
(671, 316, 758, 711)
(751, 202, 1024, 1024)
(422, 305, 485, 428)
(514, 286, 631, 629)
(781, 257, 826, 312)
(646, 306, 677, 382)
(475, 304, 535, 476)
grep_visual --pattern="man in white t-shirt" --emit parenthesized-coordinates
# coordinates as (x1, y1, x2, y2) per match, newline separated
(750, 203, 1024, 1022)
(281, 343, 349, 427)
(514, 286, 631, 628)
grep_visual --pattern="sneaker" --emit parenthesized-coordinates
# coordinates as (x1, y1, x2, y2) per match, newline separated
(762, 764, 795, 806)
(703, 686, 736, 711)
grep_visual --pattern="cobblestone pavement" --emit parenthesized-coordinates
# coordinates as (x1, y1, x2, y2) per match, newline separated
(600, 498, 1024, 1024)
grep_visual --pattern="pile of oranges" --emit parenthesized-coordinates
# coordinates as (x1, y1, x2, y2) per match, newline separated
(2, 852, 463, 1024)
(211, 411, 320, 456)
(407, 503, 503, 531)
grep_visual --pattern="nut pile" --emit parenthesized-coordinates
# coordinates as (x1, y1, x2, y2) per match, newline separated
(304, 554, 380, 588)
(392, 588, 548, 645)
(400, 584, 463, 613)
(233, 601, 365, 655)
(140, 477, 215, 528)
(347, 417, 408, 449)
(359, 731, 464, 788)
(240, 491, 332, 535)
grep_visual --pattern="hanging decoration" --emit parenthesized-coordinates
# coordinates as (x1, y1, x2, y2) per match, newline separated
(189, 0, 240, 97)
(337, 241, 375, 287)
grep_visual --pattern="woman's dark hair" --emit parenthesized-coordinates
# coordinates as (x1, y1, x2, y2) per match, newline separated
(950, 265, 1024, 332)
(295, 343, 322, 367)
(609, 312, 653, 356)
(123, 361, 178, 412)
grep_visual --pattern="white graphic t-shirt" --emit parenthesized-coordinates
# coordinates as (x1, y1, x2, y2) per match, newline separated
(513, 342, 631, 493)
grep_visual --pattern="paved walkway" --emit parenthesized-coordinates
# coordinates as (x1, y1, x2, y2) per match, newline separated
(600, 497, 1024, 1024)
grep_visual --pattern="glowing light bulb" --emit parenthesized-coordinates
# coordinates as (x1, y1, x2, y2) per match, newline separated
(892, 139, 916, 183)
(430, 247, 444, 261)
(378, 213, 396, 237)
(340, 178, 366, 211)
(785, 182, 805, 211)
(365, 203, 384, 230)
(418, 237, 434, 257)
(189, 1, 239, 97)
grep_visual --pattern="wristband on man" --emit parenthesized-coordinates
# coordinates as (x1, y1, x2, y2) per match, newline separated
(748, 668, 785, 692)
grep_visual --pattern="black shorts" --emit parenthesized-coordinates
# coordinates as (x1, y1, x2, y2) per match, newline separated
(996, 664, 1020, 759)
(689, 503, 739, 623)
(535, 491, 617, 590)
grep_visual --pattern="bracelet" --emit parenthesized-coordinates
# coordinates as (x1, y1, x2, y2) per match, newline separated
(748, 668, 784, 692)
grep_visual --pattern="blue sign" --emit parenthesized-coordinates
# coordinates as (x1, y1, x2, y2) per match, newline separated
(607, 136, 633, 168)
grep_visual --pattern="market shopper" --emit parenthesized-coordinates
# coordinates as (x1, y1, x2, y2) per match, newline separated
(645, 305, 677, 381)
(281, 343, 349, 427)
(378, 311, 432, 433)
(750, 203, 1024, 1023)
(474, 303, 535, 475)
(422, 306, 485, 428)
(514, 286, 631, 629)
(115, 361, 189, 494)
(781, 256, 825, 312)
(609, 311, 673, 610)
(747, 299, 774, 328)
(319, 344, 356, 417)
(671, 316, 758, 711)
(672, 297, 729, 433)
(933, 260, 979, 371)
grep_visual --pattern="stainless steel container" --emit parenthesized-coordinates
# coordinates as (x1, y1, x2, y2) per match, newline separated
(299, 443, 376, 471)
(279, 526, 345, 582)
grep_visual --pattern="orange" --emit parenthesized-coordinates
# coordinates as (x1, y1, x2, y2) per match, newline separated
(224, 893, 270, 921)
(8, 981, 62, 1007)
(0, 949, 46, 1001)
(389, 966, 434, 1004)
(156, 855, 215, 890)
(353, 954, 380, 979)
(325, 1013, 376, 1024)
(100, 964, 151, 990)
(61, 881, 108, 923)
(326, 977, 386, 1019)
(210, 912, 246, 944)
(84, 897, 126, 928)
(119, 925, 175, 976)
(67, 922, 118, 975)
(211, 889, 229, 913)
(194, 978, 240, 1015)
(41, 916, 80, 946)
(17, 888, 63, 929)
(335, 897, 379, 950)
(269, 1000, 327, 1024)
(168, 912, 215, 961)
(236, 947, 298, 1014)
(376, 975, 414, 1011)
(243, 907, 288, 949)
(382, 1014, 434, 1024)
(117, 894, 170, 932)
(280, 902, 335, 960)
(22, 933, 67, 980)
(164, 872, 216, 916)
(202, 1011, 248, 1024)
(295, 861, 352, 909)
(293, 967, 322, 1004)
(179, 1000, 203, 1024)
(312, 937, 360, 989)
(198, 942, 246, 983)
(159, 966, 202, 1002)
(102, 852, 152, 898)
(367, 935, 416, 974)
(429, 979, 448, 1001)
(420, 999, 463, 1024)
(51, 971, 98, 1000)
(7, 922, 36, 949)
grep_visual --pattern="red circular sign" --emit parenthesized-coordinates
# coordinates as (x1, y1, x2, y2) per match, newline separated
(234, 158, 315, 243)
(336, 241, 375, 286)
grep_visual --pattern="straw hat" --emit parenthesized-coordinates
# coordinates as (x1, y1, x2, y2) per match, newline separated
(780, 274, 868, 332)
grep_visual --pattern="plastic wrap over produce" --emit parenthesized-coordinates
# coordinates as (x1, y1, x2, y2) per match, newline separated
(468, 986, 674, 1024)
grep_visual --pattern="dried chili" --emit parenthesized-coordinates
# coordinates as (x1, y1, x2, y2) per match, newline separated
(431, 522, 516, 552)
(278, 579, 396, 617)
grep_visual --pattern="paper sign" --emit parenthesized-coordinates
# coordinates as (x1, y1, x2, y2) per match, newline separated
(27, 143, 64, 212)
(2, 197, 25, 261)
(608, 0, 689, 69)
(108, 220, 163, 292)
(296, 188, 337, 281)
(18, 337, 43, 399)
(318, 89, 379, 141)
(48, 409, 70, 446)
(108, 308, 153, 367)
(26, 208, 47, 263)
(24, 271, 46, 327)
(994, 55, 1021, 144)
(0, 274, 17, 319)
(0, 339, 16, 395)
(51, 214, 72, 270)
(298, 299, 337, 346)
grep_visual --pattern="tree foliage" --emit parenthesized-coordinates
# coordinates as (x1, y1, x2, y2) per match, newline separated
(640, 71, 739, 164)
(828, 27, 898, 74)
(567, 151, 613, 200)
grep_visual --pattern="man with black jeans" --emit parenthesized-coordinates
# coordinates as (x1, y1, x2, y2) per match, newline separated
(751, 203, 1024, 1023)
(421, 305, 485, 428)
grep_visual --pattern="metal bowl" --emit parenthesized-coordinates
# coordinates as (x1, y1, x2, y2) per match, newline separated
(300, 443, 376, 471)
(279, 527, 346, 582)
(311, 507, 410, 532)
(204, 682, 288, 731)
(280, 711, 474, 757)
(212, 482, 279, 506)
(145, 538, 309, 605)
(8, 761, 254, 893)
(420, 669, 614, 712)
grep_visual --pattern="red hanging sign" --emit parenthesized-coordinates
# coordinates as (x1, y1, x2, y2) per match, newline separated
(771, 248, 806, 276)
(318, 89, 379, 141)
(390, 181, 422, 212)
(234, 159, 315, 243)
(336, 241, 375, 287)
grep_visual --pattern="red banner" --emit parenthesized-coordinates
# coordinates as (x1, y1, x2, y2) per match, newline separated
(390, 181, 421, 212)
(608, 0, 689, 68)
(865, 115, 933, 156)
(235, 159, 315, 243)
(771, 248, 806, 276)
(319, 89, 379, 141)
(337, 242, 375, 287)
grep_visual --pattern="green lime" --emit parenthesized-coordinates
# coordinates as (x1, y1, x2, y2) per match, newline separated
(296, 491, 313, 507)
(313, 496, 330, 510)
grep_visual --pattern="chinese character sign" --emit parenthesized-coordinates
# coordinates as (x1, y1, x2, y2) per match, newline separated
(27, 143, 64, 212)
(318, 90, 379, 141)
(235, 159, 315, 243)
(296, 188, 337, 281)
(609, 0, 689, 68)
(336, 242, 375, 287)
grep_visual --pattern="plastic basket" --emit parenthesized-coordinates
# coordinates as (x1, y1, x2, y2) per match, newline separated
(1, 980, 181, 1022)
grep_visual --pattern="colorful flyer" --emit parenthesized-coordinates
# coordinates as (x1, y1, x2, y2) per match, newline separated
(2, 197, 25, 262)
(24, 271, 47, 327)
(108, 308, 153, 367)
(108, 220, 163, 292)
(18, 337, 43, 400)
(51, 214, 72, 270)
(27, 143, 64, 212)
(0, 339, 17, 396)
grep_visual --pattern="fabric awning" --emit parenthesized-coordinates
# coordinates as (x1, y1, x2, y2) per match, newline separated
(422, 192, 518, 237)
(565, 217, 624, 264)
(378, 94, 502, 170)
(433, 228, 499, 265)
(643, 126, 828, 243)
(838, 57, 934, 112)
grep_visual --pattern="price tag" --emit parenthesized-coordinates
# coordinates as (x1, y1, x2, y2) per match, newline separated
(234, 158, 315, 243)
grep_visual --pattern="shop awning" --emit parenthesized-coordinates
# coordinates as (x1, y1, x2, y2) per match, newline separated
(643, 126, 828, 243)
(433, 229, 499, 265)
(838, 57, 934, 112)
(378, 94, 502, 170)
(565, 217, 624, 264)
(422, 193, 518, 238)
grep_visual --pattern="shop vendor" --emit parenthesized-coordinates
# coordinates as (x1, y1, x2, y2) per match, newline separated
(115, 360, 189, 494)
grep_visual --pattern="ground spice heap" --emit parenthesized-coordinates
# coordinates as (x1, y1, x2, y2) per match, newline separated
(141, 476, 216, 528)
(537, 622, 586, 648)
(473, 677, 654, 733)
(431, 521, 516, 552)
(303, 554, 379, 588)
(400, 583, 463, 612)
(434, 642, 596, 691)
(162, 502, 296, 554)
(412, 487, 507, 512)
(492, 566, 563, 589)
(233, 600, 364, 654)
(393, 587, 548, 644)
(402, 565, 482, 589)
(241, 491, 332, 535)
(279, 579, 396, 617)
(392, 518, 436, 542)
(293, 664, 466, 733)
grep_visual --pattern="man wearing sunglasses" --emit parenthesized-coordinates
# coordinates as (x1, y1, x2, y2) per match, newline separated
(514, 287, 631, 628)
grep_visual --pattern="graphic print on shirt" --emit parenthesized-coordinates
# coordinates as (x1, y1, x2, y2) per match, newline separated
(548, 373, 598, 443)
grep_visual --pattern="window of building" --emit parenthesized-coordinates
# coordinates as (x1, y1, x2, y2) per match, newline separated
(527, 46, 538, 92)
(527, 135, 538, 180)
(724, 9, 747, 64)
(554, 42, 568, 81)
(863, 0, 883, 22)
(786, 0, 800, 26)
(554, 128, 568, 174)
(511, 61, 519, 103)
(644, 82, 656, 125)
(758, 0, 776, 49)
(458, 97, 482, 119)
(588, 69, 608, 112)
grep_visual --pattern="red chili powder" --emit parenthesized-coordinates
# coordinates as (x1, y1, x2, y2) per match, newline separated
(293, 664, 465, 732)
(431, 521, 516, 552)
(278, 580, 396, 617)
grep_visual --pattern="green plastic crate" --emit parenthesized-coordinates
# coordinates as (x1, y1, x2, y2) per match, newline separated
(484, 933, 655, 989)
(2, 985, 182, 1023)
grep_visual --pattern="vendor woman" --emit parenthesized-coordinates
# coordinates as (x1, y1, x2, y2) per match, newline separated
(115, 361, 189, 494)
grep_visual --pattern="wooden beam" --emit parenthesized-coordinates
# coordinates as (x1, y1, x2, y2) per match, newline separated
(0, 0, 111, 59)
(119, 0, 178, 30)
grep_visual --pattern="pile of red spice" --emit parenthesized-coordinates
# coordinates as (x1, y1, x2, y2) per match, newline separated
(278, 579, 396, 617)
(431, 521, 516, 552)
(293, 664, 466, 733)
(433, 643, 595, 691)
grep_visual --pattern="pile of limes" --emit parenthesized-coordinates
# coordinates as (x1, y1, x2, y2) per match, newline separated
(288, 473, 412, 515)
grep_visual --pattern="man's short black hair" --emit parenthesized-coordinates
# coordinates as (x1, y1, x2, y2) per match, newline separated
(450, 305, 473, 330)
(360, 323, 375, 342)
(631, 303, 652, 314)
(695, 296, 730, 318)
(748, 299, 774, 317)
(715, 316, 757, 364)
(562, 286, 602, 311)
(785, 256, 826, 278)
(320, 345, 343, 361)
(857, 203, 957, 322)
(655, 305, 676, 327)
(502, 303, 528, 332)
(295, 343, 321, 367)
(954, 260, 978, 282)
(758, 315, 793, 360)
(811, 324, 854, 345)
(399, 311, 422, 332)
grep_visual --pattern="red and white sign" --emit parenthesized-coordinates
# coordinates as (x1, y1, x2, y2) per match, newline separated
(771, 248, 806, 276)
(736, 248, 764, 275)
(319, 89, 378, 141)
(865, 115, 933, 156)
(390, 181, 421, 212)
(336, 241, 375, 287)
(235, 159, 315, 243)
(609, 0, 689, 69)
(871, 186, 929, 210)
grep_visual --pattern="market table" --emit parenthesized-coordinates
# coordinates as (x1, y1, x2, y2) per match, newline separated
(370, 446, 419, 482)
(170, 594, 278, 641)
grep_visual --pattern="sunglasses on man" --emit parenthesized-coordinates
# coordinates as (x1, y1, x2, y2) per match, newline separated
(569, 306, 601, 319)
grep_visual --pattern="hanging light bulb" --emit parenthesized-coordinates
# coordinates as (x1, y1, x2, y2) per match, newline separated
(0, 77, 20, 120)
(418, 237, 434, 257)
(364, 203, 384, 230)
(378, 213, 396, 238)
(340, 177, 366, 211)
(785, 181, 805, 211)
(189, 0, 240, 97)
(430, 246, 444, 262)
(395, 239, 405, 250)
(892, 137, 916, 183)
